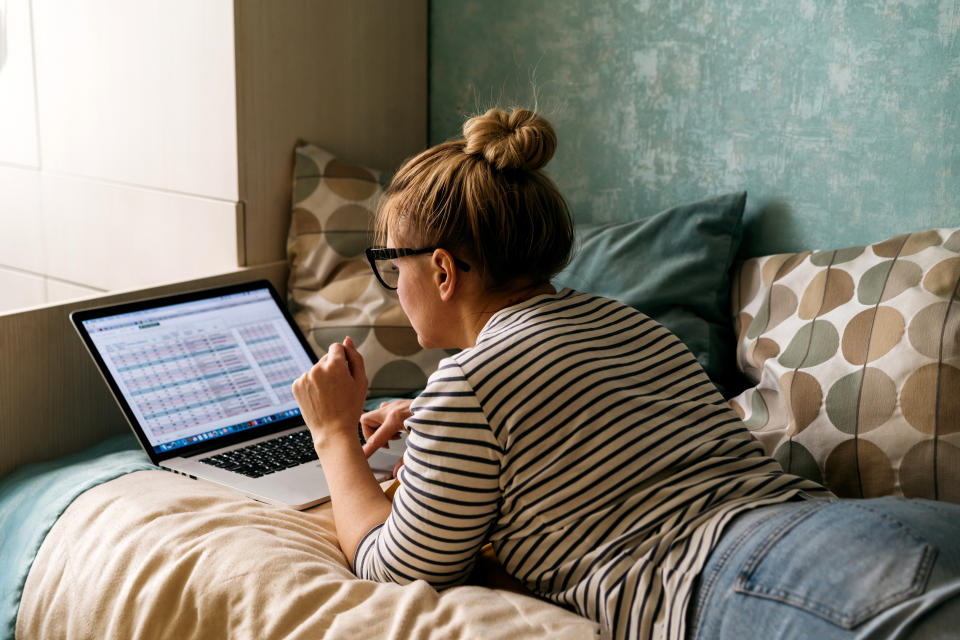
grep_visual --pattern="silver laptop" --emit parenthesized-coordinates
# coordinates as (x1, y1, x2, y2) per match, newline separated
(70, 279, 403, 510)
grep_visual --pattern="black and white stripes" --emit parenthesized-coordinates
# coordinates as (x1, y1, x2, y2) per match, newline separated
(355, 290, 830, 639)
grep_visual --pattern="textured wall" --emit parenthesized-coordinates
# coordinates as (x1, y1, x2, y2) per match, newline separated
(430, 0, 960, 256)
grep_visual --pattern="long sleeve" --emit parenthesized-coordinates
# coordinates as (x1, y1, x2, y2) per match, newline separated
(354, 360, 502, 588)
(354, 290, 830, 639)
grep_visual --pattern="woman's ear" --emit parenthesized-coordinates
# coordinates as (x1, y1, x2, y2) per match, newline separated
(431, 249, 458, 302)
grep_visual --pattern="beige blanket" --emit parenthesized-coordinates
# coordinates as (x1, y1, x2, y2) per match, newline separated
(17, 470, 599, 639)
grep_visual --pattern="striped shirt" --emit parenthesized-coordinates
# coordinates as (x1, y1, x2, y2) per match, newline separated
(355, 290, 830, 640)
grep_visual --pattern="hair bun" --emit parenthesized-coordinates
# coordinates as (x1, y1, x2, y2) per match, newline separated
(462, 108, 557, 171)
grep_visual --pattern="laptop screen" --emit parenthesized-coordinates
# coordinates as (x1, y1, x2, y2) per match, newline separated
(76, 284, 316, 456)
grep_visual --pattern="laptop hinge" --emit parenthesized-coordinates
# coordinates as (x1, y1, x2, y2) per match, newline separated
(181, 439, 234, 457)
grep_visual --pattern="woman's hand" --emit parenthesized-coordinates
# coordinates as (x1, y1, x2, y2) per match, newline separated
(292, 336, 368, 452)
(360, 399, 412, 476)
(360, 399, 412, 455)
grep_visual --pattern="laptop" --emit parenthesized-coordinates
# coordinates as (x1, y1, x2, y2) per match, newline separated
(70, 279, 404, 510)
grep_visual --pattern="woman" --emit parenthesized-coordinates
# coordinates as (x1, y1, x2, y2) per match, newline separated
(292, 108, 960, 639)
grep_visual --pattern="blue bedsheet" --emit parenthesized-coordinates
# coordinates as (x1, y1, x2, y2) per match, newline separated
(0, 434, 152, 640)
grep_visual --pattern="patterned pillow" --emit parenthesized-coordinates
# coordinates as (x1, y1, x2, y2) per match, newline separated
(728, 228, 960, 502)
(286, 143, 448, 397)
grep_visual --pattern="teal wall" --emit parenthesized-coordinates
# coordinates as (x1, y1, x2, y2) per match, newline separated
(429, 0, 960, 256)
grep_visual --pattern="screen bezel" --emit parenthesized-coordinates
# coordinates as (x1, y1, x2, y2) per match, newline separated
(69, 279, 318, 465)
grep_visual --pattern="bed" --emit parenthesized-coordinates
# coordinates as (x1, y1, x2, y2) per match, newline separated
(2, 139, 957, 637)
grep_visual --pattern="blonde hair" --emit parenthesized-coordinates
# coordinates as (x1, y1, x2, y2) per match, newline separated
(376, 108, 573, 289)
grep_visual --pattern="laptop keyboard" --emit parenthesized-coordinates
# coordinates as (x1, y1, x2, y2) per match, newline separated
(199, 430, 318, 478)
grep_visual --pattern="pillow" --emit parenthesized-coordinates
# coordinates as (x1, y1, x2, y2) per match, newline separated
(728, 228, 960, 502)
(286, 143, 448, 397)
(553, 192, 746, 396)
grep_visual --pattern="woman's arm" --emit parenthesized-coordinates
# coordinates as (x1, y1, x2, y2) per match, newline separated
(354, 361, 503, 588)
(313, 434, 393, 569)
(292, 337, 392, 568)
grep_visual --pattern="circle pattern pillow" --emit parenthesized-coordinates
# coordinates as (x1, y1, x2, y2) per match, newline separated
(286, 143, 449, 397)
(729, 228, 960, 502)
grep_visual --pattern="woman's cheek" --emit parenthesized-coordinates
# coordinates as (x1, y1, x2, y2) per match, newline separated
(396, 284, 429, 346)
(395, 278, 409, 316)
(394, 280, 415, 327)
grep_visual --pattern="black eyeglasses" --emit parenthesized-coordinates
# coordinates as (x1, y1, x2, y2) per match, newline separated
(365, 247, 471, 290)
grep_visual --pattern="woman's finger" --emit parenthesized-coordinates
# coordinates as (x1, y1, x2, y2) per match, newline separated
(360, 405, 387, 440)
(342, 336, 367, 385)
(360, 399, 413, 444)
(362, 420, 404, 458)
(327, 341, 346, 362)
(360, 414, 382, 441)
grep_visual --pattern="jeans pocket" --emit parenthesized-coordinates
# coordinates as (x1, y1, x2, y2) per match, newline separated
(732, 500, 937, 629)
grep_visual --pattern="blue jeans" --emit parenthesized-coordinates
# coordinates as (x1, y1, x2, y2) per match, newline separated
(687, 497, 960, 639)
